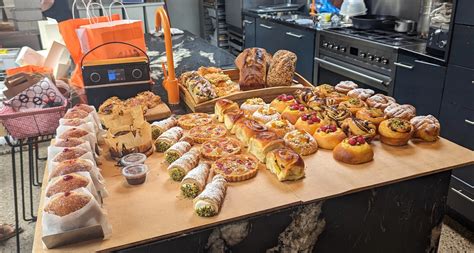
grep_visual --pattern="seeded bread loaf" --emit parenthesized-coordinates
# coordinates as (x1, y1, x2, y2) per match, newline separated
(267, 50, 297, 87)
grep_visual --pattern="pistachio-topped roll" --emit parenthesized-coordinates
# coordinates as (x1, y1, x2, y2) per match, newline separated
(167, 147, 200, 181)
(154, 126, 183, 152)
(194, 175, 227, 217)
(164, 141, 192, 163)
(181, 163, 210, 198)
(151, 117, 178, 140)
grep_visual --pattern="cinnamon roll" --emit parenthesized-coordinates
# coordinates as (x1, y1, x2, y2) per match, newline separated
(356, 107, 385, 126)
(326, 92, 350, 106)
(378, 118, 414, 146)
(307, 95, 326, 111)
(294, 89, 315, 106)
(338, 97, 367, 114)
(323, 106, 352, 126)
(340, 117, 377, 142)
(313, 84, 335, 97)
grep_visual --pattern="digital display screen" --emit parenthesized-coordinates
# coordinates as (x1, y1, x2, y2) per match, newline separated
(108, 69, 126, 82)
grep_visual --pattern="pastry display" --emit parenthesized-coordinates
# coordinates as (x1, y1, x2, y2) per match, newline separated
(384, 103, 417, 120)
(323, 106, 351, 125)
(294, 89, 315, 106)
(212, 154, 259, 182)
(181, 163, 210, 198)
(201, 138, 242, 160)
(338, 97, 367, 114)
(58, 128, 89, 139)
(378, 118, 414, 146)
(99, 92, 162, 115)
(215, 99, 239, 123)
(198, 67, 240, 97)
(252, 105, 281, 124)
(283, 129, 318, 156)
(270, 94, 296, 113)
(313, 84, 335, 97)
(326, 92, 350, 105)
(44, 191, 92, 217)
(164, 141, 192, 163)
(224, 109, 245, 132)
(356, 107, 385, 126)
(151, 116, 178, 140)
(267, 50, 297, 87)
(240, 98, 265, 116)
(189, 124, 227, 144)
(307, 95, 327, 111)
(46, 173, 90, 198)
(178, 113, 212, 130)
(294, 112, 327, 135)
(410, 115, 440, 142)
(155, 126, 184, 152)
(313, 125, 347, 150)
(335, 81, 358, 94)
(53, 147, 89, 163)
(340, 117, 377, 142)
(248, 131, 285, 162)
(235, 47, 272, 90)
(194, 175, 227, 217)
(233, 118, 268, 145)
(50, 159, 94, 179)
(54, 138, 87, 148)
(281, 103, 310, 125)
(167, 148, 200, 181)
(181, 71, 217, 103)
(266, 148, 305, 181)
(333, 136, 374, 164)
(366, 94, 396, 110)
(347, 88, 375, 101)
(265, 119, 295, 138)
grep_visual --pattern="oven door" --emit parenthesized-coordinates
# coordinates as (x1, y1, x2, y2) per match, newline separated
(314, 55, 393, 95)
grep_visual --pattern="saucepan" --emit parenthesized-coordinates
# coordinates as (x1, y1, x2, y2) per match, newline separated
(395, 20, 416, 33)
(351, 15, 397, 30)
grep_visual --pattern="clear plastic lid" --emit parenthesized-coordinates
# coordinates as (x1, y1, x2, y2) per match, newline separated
(122, 164, 149, 179)
(120, 153, 147, 166)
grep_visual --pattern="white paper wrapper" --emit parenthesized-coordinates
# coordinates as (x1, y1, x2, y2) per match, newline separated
(65, 107, 104, 137)
(56, 125, 98, 157)
(45, 172, 100, 201)
(47, 141, 93, 163)
(42, 188, 112, 239)
(59, 118, 106, 143)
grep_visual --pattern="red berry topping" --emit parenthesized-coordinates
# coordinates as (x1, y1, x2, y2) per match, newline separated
(287, 95, 294, 100)
(320, 125, 328, 132)
(299, 106, 305, 111)
(64, 192, 71, 197)
(329, 125, 337, 132)
(357, 136, 366, 144)
(348, 138, 357, 145)
(311, 115, 320, 123)
(63, 175, 73, 181)
(302, 115, 308, 121)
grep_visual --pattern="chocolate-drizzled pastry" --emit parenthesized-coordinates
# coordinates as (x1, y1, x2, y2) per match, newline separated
(307, 95, 326, 111)
(323, 106, 352, 125)
(313, 84, 335, 97)
(294, 89, 315, 106)
(326, 92, 349, 106)
(340, 117, 377, 142)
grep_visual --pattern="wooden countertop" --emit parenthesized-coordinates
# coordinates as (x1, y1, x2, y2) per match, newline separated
(33, 138, 474, 252)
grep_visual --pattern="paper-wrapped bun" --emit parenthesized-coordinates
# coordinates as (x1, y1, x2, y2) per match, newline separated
(53, 148, 89, 163)
(410, 115, 440, 142)
(44, 191, 92, 217)
(46, 173, 90, 197)
(59, 128, 89, 139)
(63, 109, 88, 119)
(74, 104, 94, 113)
(54, 138, 87, 148)
(50, 159, 94, 178)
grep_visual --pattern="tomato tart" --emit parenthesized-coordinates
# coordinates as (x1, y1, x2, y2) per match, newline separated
(201, 138, 242, 160)
(189, 124, 227, 144)
(212, 155, 259, 182)
(178, 113, 213, 130)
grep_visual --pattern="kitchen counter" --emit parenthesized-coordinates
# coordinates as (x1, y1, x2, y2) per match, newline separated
(399, 43, 447, 65)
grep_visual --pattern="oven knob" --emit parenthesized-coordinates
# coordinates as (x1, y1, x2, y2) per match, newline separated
(382, 58, 389, 64)
(375, 57, 381, 62)
(328, 44, 333, 49)
(90, 72, 101, 83)
(360, 53, 366, 58)
(132, 69, 143, 79)
(368, 55, 374, 61)
(322, 42, 328, 47)
(340, 47, 346, 52)
(333, 45, 339, 50)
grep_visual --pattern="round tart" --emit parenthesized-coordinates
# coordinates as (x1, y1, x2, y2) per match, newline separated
(265, 119, 295, 138)
(410, 115, 440, 142)
(294, 112, 327, 135)
(378, 118, 414, 146)
(189, 124, 227, 144)
(270, 94, 296, 113)
(366, 94, 396, 110)
(338, 97, 367, 114)
(333, 136, 374, 164)
(252, 105, 281, 124)
(335, 81, 358, 94)
(340, 117, 377, 142)
(384, 103, 416, 120)
(281, 103, 310, 125)
(178, 113, 213, 130)
(241, 98, 265, 116)
(212, 154, 259, 182)
(326, 92, 350, 105)
(201, 138, 242, 160)
(283, 129, 318, 156)
(356, 107, 385, 126)
(313, 124, 347, 150)
(313, 84, 335, 97)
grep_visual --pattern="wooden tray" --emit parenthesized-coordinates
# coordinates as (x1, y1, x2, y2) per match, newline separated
(144, 103, 172, 121)
(179, 69, 313, 113)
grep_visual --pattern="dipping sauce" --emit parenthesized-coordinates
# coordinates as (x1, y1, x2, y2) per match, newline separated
(120, 153, 147, 167)
(122, 164, 148, 185)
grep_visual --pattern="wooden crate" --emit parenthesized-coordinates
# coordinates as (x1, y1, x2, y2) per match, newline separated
(179, 69, 314, 113)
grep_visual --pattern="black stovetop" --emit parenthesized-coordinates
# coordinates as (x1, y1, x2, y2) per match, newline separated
(327, 27, 425, 47)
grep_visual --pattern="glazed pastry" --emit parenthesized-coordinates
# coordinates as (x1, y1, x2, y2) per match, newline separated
(307, 95, 327, 111)
(333, 136, 374, 164)
(50, 159, 94, 179)
(326, 92, 350, 106)
(294, 112, 327, 135)
(151, 116, 178, 140)
(46, 173, 89, 198)
(265, 119, 295, 138)
(224, 110, 245, 132)
(366, 94, 396, 110)
(167, 148, 200, 181)
(201, 138, 242, 160)
(240, 98, 266, 116)
(335, 81, 358, 94)
(59, 128, 89, 139)
(164, 141, 192, 163)
(53, 147, 89, 163)
(189, 124, 227, 144)
(340, 117, 377, 142)
(252, 105, 281, 124)
(154, 127, 184, 152)
(338, 97, 367, 114)
(378, 118, 414, 146)
(178, 113, 212, 130)
(215, 99, 239, 123)
(322, 106, 351, 125)
(267, 50, 297, 87)
(313, 84, 335, 97)
(212, 154, 259, 182)
(266, 148, 305, 181)
(313, 125, 347, 150)
(384, 103, 416, 120)
(356, 107, 385, 126)
(347, 88, 375, 101)
(410, 115, 440, 142)
(233, 119, 268, 145)
(181, 163, 210, 199)
(281, 103, 309, 125)
(294, 89, 315, 106)
(54, 138, 87, 148)
(44, 191, 91, 217)
(283, 130, 318, 156)
(194, 175, 227, 217)
(270, 94, 296, 113)
(235, 47, 272, 90)
(248, 131, 285, 162)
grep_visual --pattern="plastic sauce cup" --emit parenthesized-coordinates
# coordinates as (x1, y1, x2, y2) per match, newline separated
(122, 164, 149, 185)
(120, 153, 147, 167)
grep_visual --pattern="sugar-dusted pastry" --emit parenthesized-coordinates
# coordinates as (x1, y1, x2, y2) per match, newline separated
(347, 88, 375, 101)
(164, 141, 192, 163)
(378, 118, 414, 146)
(307, 95, 327, 111)
(326, 92, 350, 106)
(50, 159, 94, 178)
(384, 103, 416, 120)
(322, 106, 351, 125)
(410, 115, 440, 142)
(185, 73, 217, 103)
(53, 147, 89, 163)
(181, 163, 210, 198)
(265, 119, 295, 138)
(212, 154, 259, 182)
(178, 113, 212, 130)
(151, 116, 178, 140)
(167, 148, 200, 181)
(252, 105, 281, 124)
(339, 97, 367, 114)
(294, 112, 327, 135)
(248, 131, 285, 162)
(46, 173, 90, 197)
(366, 94, 396, 110)
(270, 94, 296, 113)
(356, 107, 385, 126)
(54, 138, 87, 148)
(63, 109, 89, 120)
(224, 109, 245, 132)
(215, 99, 239, 123)
(313, 84, 335, 97)
(283, 130, 318, 156)
(233, 118, 268, 145)
(335, 81, 358, 94)
(59, 128, 89, 139)
(281, 103, 310, 125)
(313, 124, 347, 150)
(201, 138, 242, 160)
(155, 126, 184, 152)
(266, 148, 305, 181)
(194, 175, 227, 217)
(267, 50, 297, 87)
(44, 191, 91, 217)
(189, 124, 227, 144)
(333, 136, 374, 164)
(294, 89, 315, 106)
(235, 47, 272, 90)
(340, 117, 377, 142)
(240, 98, 266, 116)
